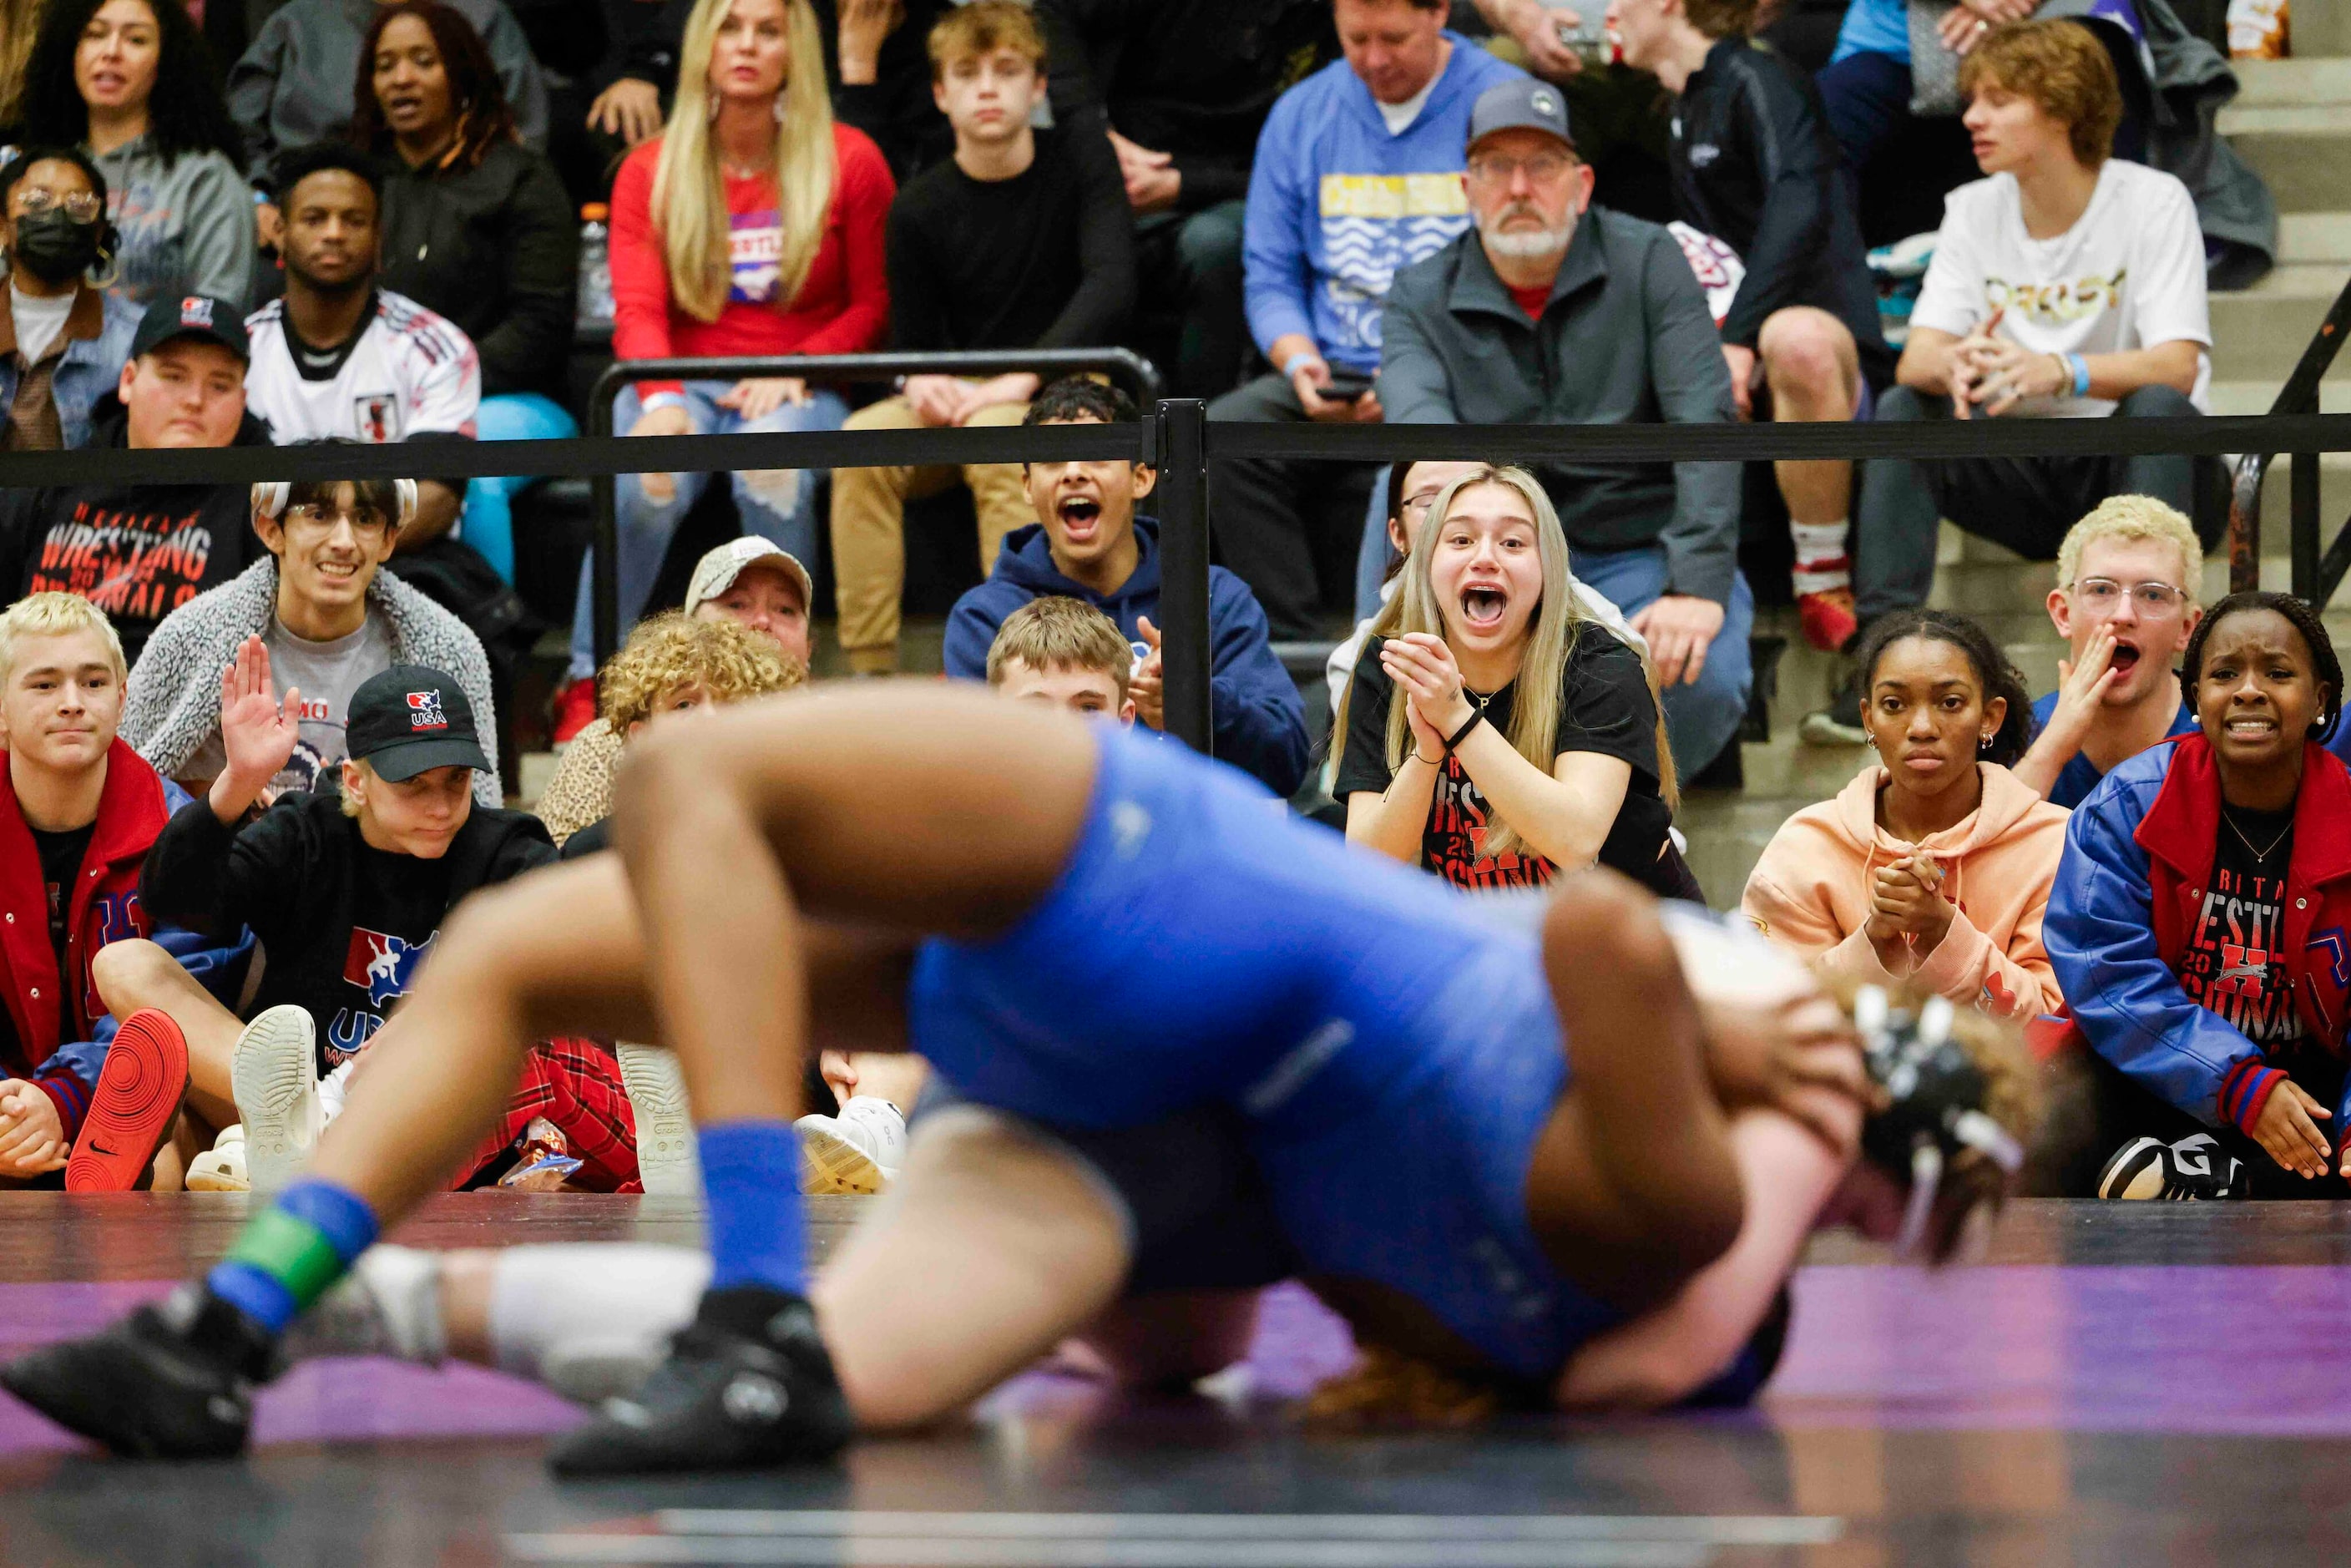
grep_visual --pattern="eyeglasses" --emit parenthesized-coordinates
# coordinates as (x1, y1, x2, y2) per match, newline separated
(1466, 151, 1575, 185)
(2071, 578, 2187, 617)
(11, 188, 101, 223)
(1399, 488, 1449, 519)
(283, 503, 392, 539)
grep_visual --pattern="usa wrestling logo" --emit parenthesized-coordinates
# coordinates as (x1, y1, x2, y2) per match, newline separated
(407, 690, 447, 731)
(343, 928, 437, 1009)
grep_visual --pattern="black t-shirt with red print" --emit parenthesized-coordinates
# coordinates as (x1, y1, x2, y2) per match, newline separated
(1336, 630, 1678, 895)
(2177, 804, 2304, 1050)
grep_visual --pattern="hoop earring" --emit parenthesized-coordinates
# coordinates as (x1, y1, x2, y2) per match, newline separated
(1979, 733, 1993, 751)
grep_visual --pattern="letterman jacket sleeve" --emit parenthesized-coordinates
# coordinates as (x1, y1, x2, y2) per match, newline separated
(2045, 774, 2284, 1133)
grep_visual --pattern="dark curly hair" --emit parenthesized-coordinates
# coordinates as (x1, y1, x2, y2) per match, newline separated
(349, 0, 518, 172)
(1022, 376, 1137, 426)
(1853, 608, 2036, 768)
(12, 0, 241, 169)
(2181, 590, 2344, 743)
(0, 144, 119, 272)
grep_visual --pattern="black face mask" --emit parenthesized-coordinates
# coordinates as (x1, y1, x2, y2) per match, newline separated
(8, 210, 100, 286)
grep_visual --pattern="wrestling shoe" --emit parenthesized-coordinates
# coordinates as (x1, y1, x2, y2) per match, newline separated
(796, 1096, 904, 1195)
(547, 1286, 852, 1476)
(1796, 586, 1858, 655)
(184, 1126, 248, 1192)
(65, 1010, 189, 1191)
(1799, 663, 1868, 746)
(2097, 1134, 2250, 1201)
(0, 1283, 274, 1459)
(552, 677, 599, 747)
(618, 1043, 700, 1196)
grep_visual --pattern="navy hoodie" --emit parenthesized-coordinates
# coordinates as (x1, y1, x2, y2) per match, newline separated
(944, 518, 1310, 797)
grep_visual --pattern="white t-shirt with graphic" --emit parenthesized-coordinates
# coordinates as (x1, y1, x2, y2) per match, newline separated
(243, 289, 480, 444)
(1910, 158, 2211, 417)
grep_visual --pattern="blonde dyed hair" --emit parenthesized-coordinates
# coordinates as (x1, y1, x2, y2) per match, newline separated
(2055, 494, 2202, 601)
(0, 592, 126, 687)
(602, 610, 806, 734)
(984, 595, 1133, 703)
(656, 0, 836, 323)
(1339, 467, 1676, 863)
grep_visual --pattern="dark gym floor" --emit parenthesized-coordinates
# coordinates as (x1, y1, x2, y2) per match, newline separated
(1, 1196, 2347, 1566)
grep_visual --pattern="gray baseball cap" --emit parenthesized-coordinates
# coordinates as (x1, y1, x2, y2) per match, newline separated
(1467, 78, 1575, 154)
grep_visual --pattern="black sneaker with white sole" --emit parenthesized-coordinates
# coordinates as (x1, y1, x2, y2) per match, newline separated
(1799, 662, 1868, 747)
(547, 1286, 852, 1476)
(2096, 1133, 2250, 1201)
(0, 1284, 276, 1459)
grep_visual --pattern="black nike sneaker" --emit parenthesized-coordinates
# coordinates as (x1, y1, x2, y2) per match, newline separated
(1, 1284, 276, 1459)
(548, 1286, 852, 1477)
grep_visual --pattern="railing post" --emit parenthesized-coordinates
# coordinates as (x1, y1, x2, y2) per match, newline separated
(1155, 398, 1212, 756)
(589, 368, 622, 670)
(2293, 449, 2319, 604)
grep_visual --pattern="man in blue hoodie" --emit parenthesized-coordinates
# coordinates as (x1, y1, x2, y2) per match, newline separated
(943, 378, 1310, 797)
(1205, 0, 1523, 641)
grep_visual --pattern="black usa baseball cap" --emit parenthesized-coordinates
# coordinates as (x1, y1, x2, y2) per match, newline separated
(346, 665, 489, 781)
(129, 293, 250, 363)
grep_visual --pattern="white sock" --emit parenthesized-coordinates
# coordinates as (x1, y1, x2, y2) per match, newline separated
(1790, 520, 1851, 594)
(488, 1244, 709, 1402)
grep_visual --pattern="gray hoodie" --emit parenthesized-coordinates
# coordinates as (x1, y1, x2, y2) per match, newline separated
(227, 0, 549, 185)
(92, 136, 258, 313)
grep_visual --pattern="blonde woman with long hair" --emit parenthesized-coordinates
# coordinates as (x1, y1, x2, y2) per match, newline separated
(1336, 465, 1697, 898)
(558, 0, 892, 741)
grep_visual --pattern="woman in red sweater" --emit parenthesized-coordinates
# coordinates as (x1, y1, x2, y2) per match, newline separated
(561, 0, 892, 733)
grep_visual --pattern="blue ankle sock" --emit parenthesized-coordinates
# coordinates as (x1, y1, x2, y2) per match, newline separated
(205, 1179, 382, 1334)
(698, 1120, 807, 1296)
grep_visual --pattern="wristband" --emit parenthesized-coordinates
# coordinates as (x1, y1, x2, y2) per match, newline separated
(2067, 353, 2091, 398)
(1443, 709, 1484, 753)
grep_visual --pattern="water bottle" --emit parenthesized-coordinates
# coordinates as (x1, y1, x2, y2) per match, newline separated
(577, 203, 614, 326)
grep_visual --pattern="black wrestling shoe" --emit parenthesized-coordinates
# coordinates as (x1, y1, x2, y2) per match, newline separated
(2097, 1134, 2250, 1201)
(0, 1284, 276, 1459)
(548, 1286, 852, 1477)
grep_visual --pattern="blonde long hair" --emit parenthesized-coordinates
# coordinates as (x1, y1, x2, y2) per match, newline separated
(1338, 466, 1676, 864)
(654, 0, 836, 323)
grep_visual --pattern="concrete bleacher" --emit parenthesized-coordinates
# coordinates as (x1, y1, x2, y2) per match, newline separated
(1680, 34, 2351, 906)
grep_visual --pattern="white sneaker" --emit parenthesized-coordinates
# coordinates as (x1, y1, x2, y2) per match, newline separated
(318, 1058, 356, 1127)
(185, 1125, 249, 1192)
(617, 1043, 699, 1196)
(796, 1096, 905, 1195)
(290, 1244, 447, 1365)
(233, 1006, 320, 1195)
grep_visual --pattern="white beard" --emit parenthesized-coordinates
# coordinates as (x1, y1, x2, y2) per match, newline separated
(1480, 220, 1573, 261)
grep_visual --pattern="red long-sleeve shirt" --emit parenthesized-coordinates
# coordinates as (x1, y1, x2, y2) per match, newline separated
(609, 125, 894, 399)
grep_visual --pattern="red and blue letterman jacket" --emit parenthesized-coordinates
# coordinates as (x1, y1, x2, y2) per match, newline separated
(2046, 735, 2351, 1137)
(0, 739, 248, 1138)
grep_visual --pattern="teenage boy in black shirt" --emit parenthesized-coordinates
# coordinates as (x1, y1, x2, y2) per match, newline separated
(828, 0, 1135, 676)
(96, 653, 553, 1190)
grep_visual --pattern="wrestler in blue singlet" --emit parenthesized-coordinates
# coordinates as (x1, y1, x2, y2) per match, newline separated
(909, 723, 1623, 1384)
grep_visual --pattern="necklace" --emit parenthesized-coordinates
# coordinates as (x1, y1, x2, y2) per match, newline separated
(2221, 805, 2291, 864)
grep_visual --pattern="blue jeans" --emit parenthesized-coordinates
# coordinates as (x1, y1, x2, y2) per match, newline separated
(1816, 50, 1914, 177)
(1355, 467, 1396, 623)
(569, 380, 848, 679)
(462, 392, 578, 584)
(1570, 544, 1754, 775)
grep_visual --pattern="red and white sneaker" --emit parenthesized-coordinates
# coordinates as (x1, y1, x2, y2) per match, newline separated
(65, 1010, 189, 1191)
(1797, 586, 1858, 654)
(552, 676, 599, 746)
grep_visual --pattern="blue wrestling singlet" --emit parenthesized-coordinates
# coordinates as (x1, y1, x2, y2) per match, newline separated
(908, 724, 1625, 1383)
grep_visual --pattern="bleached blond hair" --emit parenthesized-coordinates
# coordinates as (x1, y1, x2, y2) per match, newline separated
(2055, 494, 2202, 600)
(0, 593, 127, 687)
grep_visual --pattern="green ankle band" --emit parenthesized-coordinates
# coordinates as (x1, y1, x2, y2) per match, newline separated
(224, 1207, 347, 1311)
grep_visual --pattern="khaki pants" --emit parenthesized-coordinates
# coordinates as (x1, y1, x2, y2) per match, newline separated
(828, 394, 1034, 672)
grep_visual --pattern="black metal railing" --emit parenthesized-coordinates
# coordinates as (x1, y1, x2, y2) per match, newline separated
(2229, 272, 2351, 601)
(584, 348, 1165, 669)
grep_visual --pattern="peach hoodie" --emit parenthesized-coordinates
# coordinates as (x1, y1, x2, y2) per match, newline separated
(1739, 761, 2070, 1019)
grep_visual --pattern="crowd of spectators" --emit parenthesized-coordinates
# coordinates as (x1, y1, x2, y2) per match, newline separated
(0, 0, 2326, 1214)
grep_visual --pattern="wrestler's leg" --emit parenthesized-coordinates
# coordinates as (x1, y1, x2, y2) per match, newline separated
(811, 1105, 1130, 1429)
(1524, 873, 1748, 1314)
